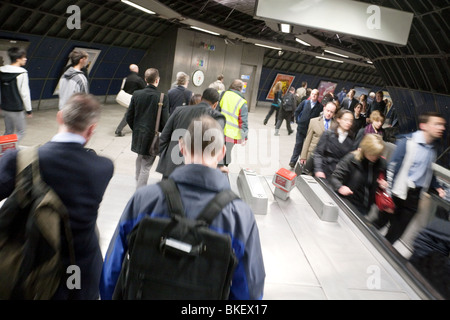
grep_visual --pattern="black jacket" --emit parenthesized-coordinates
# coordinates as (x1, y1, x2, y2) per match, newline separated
(0, 142, 114, 299)
(167, 85, 193, 114)
(294, 100, 323, 136)
(313, 130, 354, 178)
(127, 84, 170, 156)
(123, 72, 146, 94)
(341, 97, 359, 112)
(329, 152, 387, 214)
(156, 102, 226, 178)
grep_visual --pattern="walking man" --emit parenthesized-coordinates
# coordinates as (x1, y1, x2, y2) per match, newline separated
(127, 68, 169, 189)
(114, 64, 146, 137)
(289, 89, 323, 168)
(0, 47, 32, 141)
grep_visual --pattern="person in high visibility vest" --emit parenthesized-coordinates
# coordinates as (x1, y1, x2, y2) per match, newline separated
(219, 79, 248, 166)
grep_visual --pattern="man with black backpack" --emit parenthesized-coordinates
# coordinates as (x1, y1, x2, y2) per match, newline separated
(274, 86, 296, 136)
(100, 115, 265, 300)
(0, 47, 32, 142)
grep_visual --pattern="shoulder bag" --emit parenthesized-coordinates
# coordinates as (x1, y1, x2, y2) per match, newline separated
(116, 78, 132, 108)
(149, 93, 164, 157)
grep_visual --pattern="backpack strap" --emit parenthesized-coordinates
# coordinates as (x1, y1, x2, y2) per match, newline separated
(158, 179, 185, 218)
(16, 146, 42, 185)
(197, 190, 239, 226)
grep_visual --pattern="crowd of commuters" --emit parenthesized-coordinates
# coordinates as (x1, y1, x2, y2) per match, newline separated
(0, 47, 448, 300)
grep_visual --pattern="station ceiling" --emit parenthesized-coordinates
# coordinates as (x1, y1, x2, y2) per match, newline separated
(0, 0, 448, 94)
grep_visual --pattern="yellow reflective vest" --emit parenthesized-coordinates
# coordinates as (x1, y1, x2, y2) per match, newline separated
(220, 90, 247, 140)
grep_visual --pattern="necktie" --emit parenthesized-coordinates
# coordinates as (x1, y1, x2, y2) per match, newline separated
(325, 120, 329, 130)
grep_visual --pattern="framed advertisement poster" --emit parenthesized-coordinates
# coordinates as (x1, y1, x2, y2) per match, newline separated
(266, 73, 295, 100)
(317, 80, 337, 102)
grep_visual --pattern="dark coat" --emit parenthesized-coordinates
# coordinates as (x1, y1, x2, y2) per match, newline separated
(329, 152, 387, 214)
(0, 142, 114, 299)
(341, 97, 359, 112)
(313, 130, 355, 178)
(156, 101, 226, 178)
(368, 99, 387, 117)
(168, 85, 193, 114)
(127, 84, 170, 156)
(294, 99, 324, 136)
(123, 72, 146, 94)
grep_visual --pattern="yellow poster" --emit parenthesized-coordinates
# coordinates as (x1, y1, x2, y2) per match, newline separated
(266, 74, 295, 100)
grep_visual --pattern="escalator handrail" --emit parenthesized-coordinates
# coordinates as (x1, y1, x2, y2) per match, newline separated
(314, 176, 445, 300)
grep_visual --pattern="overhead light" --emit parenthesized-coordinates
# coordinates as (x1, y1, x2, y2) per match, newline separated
(280, 23, 291, 33)
(121, 0, 155, 14)
(190, 26, 221, 36)
(255, 43, 282, 50)
(324, 49, 349, 59)
(295, 38, 311, 47)
(315, 56, 344, 63)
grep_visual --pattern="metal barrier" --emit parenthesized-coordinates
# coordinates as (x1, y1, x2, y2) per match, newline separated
(296, 174, 339, 222)
(237, 168, 268, 215)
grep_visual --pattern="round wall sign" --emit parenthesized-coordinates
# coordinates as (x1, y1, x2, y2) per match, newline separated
(192, 70, 205, 87)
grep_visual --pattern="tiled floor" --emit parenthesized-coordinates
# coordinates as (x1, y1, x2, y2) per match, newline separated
(1, 101, 421, 300)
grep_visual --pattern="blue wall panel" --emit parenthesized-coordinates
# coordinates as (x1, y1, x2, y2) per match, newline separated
(0, 31, 147, 102)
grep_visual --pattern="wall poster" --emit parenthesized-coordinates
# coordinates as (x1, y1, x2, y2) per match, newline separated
(266, 73, 295, 100)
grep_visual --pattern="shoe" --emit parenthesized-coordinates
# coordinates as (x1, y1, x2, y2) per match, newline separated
(263, 119, 268, 125)
(274, 132, 280, 136)
(115, 131, 125, 137)
(289, 162, 295, 168)
(288, 130, 293, 135)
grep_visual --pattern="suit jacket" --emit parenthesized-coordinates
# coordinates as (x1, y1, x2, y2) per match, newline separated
(0, 142, 114, 299)
(294, 99, 323, 136)
(341, 97, 359, 112)
(156, 102, 226, 178)
(127, 84, 170, 155)
(300, 116, 335, 161)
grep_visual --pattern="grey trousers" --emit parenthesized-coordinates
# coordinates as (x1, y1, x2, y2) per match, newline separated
(135, 154, 156, 190)
(3, 110, 26, 141)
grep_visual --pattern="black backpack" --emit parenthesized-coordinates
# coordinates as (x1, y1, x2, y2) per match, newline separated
(281, 92, 295, 111)
(0, 147, 75, 300)
(113, 178, 239, 300)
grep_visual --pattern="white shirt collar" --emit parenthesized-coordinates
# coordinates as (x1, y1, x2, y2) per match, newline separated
(51, 132, 86, 145)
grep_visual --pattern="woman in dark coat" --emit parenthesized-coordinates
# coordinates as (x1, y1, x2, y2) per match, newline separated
(314, 109, 355, 179)
(264, 81, 283, 126)
(329, 134, 388, 216)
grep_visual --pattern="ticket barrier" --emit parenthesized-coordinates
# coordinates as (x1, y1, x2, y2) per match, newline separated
(237, 168, 268, 215)
(296, 174, 339, 222)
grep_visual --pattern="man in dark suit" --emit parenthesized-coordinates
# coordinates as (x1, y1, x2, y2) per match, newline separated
(127, 68, 169, 189)
(367, 90, 387, 118)
(0, 93, 114, 299)
(156, 88, 226, 179)
(114, 64, 146, 137)
(289, 89, 323, 168)
(340, 89, 359, 112)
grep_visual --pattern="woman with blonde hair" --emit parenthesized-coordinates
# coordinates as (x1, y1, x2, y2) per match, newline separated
(353, 109, 385, 148)
(264, 81, 283, 126)
(329, 134, 389, 216)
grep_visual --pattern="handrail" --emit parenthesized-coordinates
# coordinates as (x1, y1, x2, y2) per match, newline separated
(315, 177, 445, 300)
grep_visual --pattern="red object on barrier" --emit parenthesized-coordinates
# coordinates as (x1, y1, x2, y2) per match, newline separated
(0, 134, 18, 157)
(273, 168, 297, 192)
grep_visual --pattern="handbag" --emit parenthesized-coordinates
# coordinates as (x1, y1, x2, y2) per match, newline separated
(149, 93, 164, 157)
(116, 78, 132, 108)
(375, 172, 395, 213)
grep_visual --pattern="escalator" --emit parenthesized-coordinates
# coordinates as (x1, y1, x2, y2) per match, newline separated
(232, 168, 447, 300)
